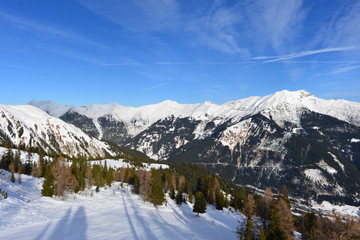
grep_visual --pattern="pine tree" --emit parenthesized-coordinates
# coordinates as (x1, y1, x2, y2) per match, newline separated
(243, 216, 255, 240)
(0, 147, 13, 170)
(266, 198, 293, 240)
(149, 169, 165, 206)
(258, 188, 273, 229)
(176, 190, 183, 205)
(93, 164, 104, 187)
(14, 150, 21, 173)
(193, 191, 206, 216)
(42, 165, 54, 197)
(71, 160, 85, 192)
(188, 191, 193, 204)
(10, 171, 15, 183)
(169, 186, 176, 199)
(132, 173, 140, 194)
(301, 212, 317, 240)
(215, 191, 225, 210)
(22, 152, 33, 175)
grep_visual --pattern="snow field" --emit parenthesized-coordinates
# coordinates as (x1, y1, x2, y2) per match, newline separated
(0, 171, 244, 240)
(90, 159, 169, 171)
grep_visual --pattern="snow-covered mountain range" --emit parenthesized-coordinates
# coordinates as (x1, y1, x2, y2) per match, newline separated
(2, 90, 360, 203)
(29, 90, 360, 139)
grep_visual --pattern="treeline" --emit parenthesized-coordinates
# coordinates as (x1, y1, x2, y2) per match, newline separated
(42, 157, 114, 198)
(0, 146, 48, 183)
(1, 144, 359, 238)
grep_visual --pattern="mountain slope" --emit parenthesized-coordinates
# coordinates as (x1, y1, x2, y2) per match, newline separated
(29, 90, 360, 203)
(0, 105, 113, 158)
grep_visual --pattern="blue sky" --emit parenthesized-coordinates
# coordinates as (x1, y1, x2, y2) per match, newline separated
(1, 0, 360, 106)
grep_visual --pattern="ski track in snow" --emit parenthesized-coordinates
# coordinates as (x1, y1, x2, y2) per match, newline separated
(0, 171, 243, 240)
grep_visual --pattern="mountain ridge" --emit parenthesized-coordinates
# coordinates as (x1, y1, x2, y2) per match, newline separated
(29, 90, 360, 129)
(12, 90, 360, 204)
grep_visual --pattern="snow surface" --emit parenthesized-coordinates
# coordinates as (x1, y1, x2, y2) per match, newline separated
(0, 171, 243, 240)
(311, 200, 360, 218)
(317, 160, 337, 175)
(304, 169, 329, 186)
(328, 152, 345, 172)
(90, 159, 169, 171)
(30, 90, 360, 137)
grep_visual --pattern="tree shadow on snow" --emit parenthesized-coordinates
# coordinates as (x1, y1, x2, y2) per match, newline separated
(44, 206, 88, 240)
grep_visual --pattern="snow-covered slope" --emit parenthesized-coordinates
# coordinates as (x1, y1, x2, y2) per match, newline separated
(0, 105, 113, 158)
(0, 170, 244, 240)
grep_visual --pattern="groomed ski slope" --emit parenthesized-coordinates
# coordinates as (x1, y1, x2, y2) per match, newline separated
(0, 172, 243, 240)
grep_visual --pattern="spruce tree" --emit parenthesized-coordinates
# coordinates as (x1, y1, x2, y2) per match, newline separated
(10, 171, 15, 183)
(193, 191, 206, 216)
(169, 186, 176, 199)
(215, 191, 225, 210)
(132, 173, 140, 194)
(14, 150, 21, 173)
(266, 200, 289, 240)
(302, 212, 317, 240)
(188, 191, 193, 204)
(149, 169, 165, 206)
(23, 152, 33, 175)
(0, 148, 13, 170)
(93, 164, 104, 187)
(243, 216, 255, 240)
(176, 190, 183, 205)
(41, 165, 54, 197)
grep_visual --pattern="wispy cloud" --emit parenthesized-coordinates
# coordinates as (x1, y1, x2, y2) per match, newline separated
(252, 46, 358, 63)
(0, 61, 43, 73)
(0, 10, 103, 48)
(89, 58, 140, 67)
(274, 61, 360, 64)
(329, 65, 360, 75)
(38, 45, 105, 65)
(156, 61, 255, 65)
(186, 3, 246, 55)
(242, 0, 305, 51)
(77, 0, 180, 32)
(144, 82, 170, 91)
(324, 2, 360, 48)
